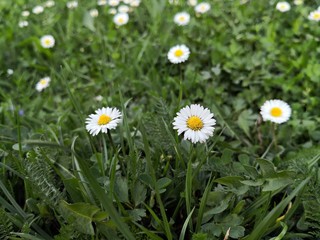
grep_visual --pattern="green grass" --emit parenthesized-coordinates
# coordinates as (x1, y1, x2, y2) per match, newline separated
(1, 0, 320, 239)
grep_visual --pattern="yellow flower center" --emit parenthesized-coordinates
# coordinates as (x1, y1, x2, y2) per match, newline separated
(40, 79, 47, 85)
(118, 17, 124, 23)
(187, 116, 204, 131)
(179, 16, 185, 21)
(174, 49, 184, 57)
(270, 107, 282, 117)
(98, 114, 111, 125)
(314, 13, 320, 19)
(45, 39, 51, 45)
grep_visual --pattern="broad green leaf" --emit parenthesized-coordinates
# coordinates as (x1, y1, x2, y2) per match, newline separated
(132, 182, 147, 207)
(128, 208, 146, 221)
(115, 177, 129, 203)
(156, 177, 172, 189)
(262, 178, 293, 192)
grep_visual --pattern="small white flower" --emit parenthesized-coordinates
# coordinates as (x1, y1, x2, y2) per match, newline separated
(118, 5, 130, 13)
(260, 99, 291, 124)
(32, 6, 44, 14)
(188, 0, 197, 6)
(7, 69, 14, 75)
(45, 0, 55, 7)
(109, 0, 120, 7)
(19, 20, 29, 28)
(40, 35, 55, 48)
(109, 8, 117, 15)
(276, 2, 290, 12)
(67, 1, 78, 9)
(195, 2, 211, 14)
(113, 13, 129, 26)
(36, 77, 51, 92)
(308, 10, 320, 21)
(97, 0, 107, 6)
(174, 12, 190, 26)
(168, 0, 179, 5)
(89, 9, 99, 17)
(173, 104, 216, 144)
(167, 44, 190, 64)
(130, 0, 141, 7)
(123, 0, 131, 4)
(86, 107, 122, 136)
(21, 10, 30, 17)
(95, 95, 103, 101)
(293, 0, 303, 5)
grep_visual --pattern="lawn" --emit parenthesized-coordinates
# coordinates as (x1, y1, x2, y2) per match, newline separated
(0, 0, 320, 239)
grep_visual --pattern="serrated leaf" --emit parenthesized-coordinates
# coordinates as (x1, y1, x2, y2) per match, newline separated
(128, 208, 146, 221)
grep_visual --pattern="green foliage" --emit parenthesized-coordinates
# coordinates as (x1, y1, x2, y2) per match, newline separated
(0, 208, 13, 239)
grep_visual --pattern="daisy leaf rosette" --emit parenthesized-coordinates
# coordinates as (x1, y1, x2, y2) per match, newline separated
(173, 104, 216, 144)
(260, 99, 291, 124)
(86, 107, 122, 136)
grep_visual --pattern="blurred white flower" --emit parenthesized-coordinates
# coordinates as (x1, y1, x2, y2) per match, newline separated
(45, 0, 55, 7)
(32, 6, 44, 14)
(89, 9, 99, 17)
(109, 8, 117, 14)
(40, 35, 55, 48)
(276, 2, 290, 12)
(260, 99, 291, 124)
(97, 0, 107, 5)
(240, 0, 249, 4)
(293, 0, 303, 5)
(188, 0, 197, 6)
(174, 12, 190, 26)
(308, 10, 320, 21)
(130, 0, 141, 7)
(118, 5, 130, 13)
(21, 10, 30, 17)
(195, 2, 211, 14)
(109, 0, 120, 6)
(167, 44, 190, 64)
(113, 12, 129, 26)
(36, 77, 51, 92)
(18, 20, 29, 28)
(95, 95, 103, 101)
(7, 69, 14, 75)
(67, 1, 78, 9)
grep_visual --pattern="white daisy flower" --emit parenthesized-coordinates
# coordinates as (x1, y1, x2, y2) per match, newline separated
(36, 77, 51, 92)
(21, 10, 30, 17)
(67, 1, 78, 9)
(89, 9, 99, 17)
(86, 107, 122, 136)
(40, 35, 55, 48)
(188, 0, 197, 6)
(32, 6, 44, 14)
(195, 2, 211, 14)
(45, 0, 55, 7)
(113, 13, 129, 26)
(167, 44, 190, 64)
(109, 0, 120, 7)
(174, 12, 190, 26)
(109, 8, 117, 15)
(123, 0, 131, 4)
(95, 95, 103, 101)
(168, 0, 179, 5)
(97, 0, 107, 5)
(308, 10, 320, 21)
(173, 104, 216, 144)
(130, 0, 141, 7)
(7, 69, 14, 75)
(19, 21, 29, 28)
(276, 2, 290, 12)
(118, 5, 130, 13)
(260, 99, 291, 124)
(293, 0, 303, 5)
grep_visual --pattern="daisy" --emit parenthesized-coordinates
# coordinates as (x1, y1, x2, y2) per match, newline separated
(118, 5, 130, 13)
(109, 0, 120, 7)
(130, 0, 141, 7)
(32, 6, 44, 14)
(97, 0, 107, 5)
(260, 99, 291, 124)
(19, 21, 29, 28)
(40, 35, 55, 48)
(95, 95, 103, 101)
(89, 9, 99, 17)
(45, 1, 55, 7)
(109, 8, 117, 15)
(173, 104, 216, 144)
(167, 44, 190, 64)
(86, 107, 122, 136)
(21, 10, 30, 17)
(195, 2, 211, 14)
(188, 0, 197, 6)
(276, 2, 290, 12)
(7, 69, 14, 75)
(67, 1, 78, 9)
(36, 77, 51, 92)
(113, 13, 129, 26)
(174, 12, 190, 26)
(308, 10, 320, 21)
(293, 0, 303, 5)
